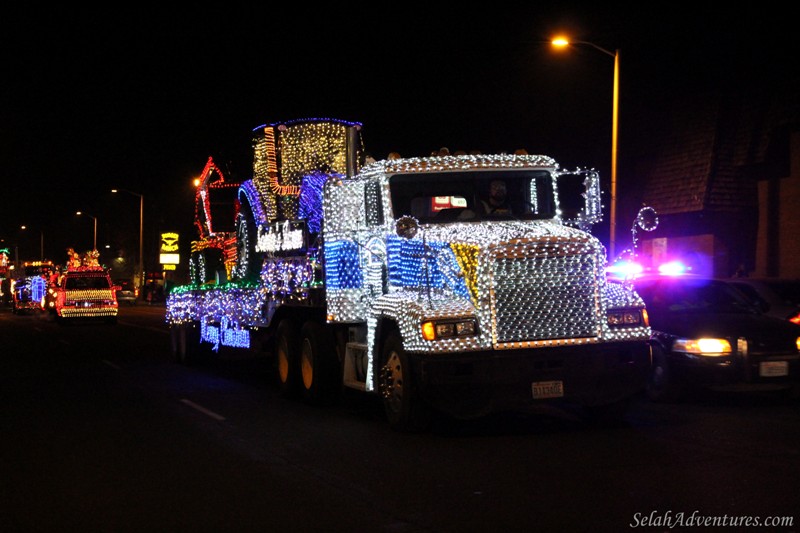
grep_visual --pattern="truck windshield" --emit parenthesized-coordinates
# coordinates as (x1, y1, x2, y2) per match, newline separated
(389, 170, 556, 223)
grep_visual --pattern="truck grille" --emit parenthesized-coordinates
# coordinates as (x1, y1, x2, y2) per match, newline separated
(490, 243, 599, 343)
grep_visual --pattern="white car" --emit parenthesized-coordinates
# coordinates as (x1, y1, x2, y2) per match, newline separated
(55, 269, 118, 324)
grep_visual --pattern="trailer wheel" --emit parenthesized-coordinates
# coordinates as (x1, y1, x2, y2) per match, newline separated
(299, 320, 336, 405)
(379, 330, 432, 433)
(275, 319, 300, 397)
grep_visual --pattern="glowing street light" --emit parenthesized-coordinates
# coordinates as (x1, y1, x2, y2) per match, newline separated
(20, 225, 44, 261)
(76, 211, 98, 251)
(111, 189, 145, 292)
(552, 36, 620, 260)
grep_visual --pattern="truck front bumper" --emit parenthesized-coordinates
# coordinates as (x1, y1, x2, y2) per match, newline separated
(412, 341, 652, 419)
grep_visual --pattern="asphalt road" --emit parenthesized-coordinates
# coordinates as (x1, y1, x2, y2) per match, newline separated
(1, 303, 799, 532)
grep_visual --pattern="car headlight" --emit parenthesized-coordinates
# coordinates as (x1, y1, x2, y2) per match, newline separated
(673, 337, 732, 356)
(421, 319, 478, 341)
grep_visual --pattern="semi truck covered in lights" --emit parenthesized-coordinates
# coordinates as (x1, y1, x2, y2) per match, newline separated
(166, 118, 652, 432)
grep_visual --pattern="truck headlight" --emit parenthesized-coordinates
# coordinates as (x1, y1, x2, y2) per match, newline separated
(607, 308, 646, 327)
(422, 319, 478, 341)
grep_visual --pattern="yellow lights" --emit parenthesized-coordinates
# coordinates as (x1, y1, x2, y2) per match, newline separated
(796, 337, 800, 351)
(673, 338, 732, 356)
(551, 36, 570, 47)
(451, 242, 480, 304)
(252, 120, 361, 223)
(422, 321, 436, 340)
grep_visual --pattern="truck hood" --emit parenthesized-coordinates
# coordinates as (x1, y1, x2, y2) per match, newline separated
(386, 219, 605, 309)
(417, 219, 597, 247)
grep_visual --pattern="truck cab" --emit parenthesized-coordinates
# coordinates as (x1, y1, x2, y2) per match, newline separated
(321, 154, 650, 429)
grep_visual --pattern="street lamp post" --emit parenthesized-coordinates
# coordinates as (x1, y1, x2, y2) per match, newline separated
(76, 211, 98, 251)
(551, 37, 620, 260)
(111, 189, 145, 292)
(20, 225, 44, 261)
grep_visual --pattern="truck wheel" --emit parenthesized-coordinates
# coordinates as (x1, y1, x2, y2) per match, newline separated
(646, 344, 682, 402)
(275, 319, 300, 397)
(299, 320, 336, 405)
(379, 331, 432, 433)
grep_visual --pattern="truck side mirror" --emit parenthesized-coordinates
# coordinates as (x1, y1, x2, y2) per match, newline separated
(556, 170, 602, 228)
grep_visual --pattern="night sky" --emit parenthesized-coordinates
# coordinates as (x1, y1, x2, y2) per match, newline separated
(2, 6, 796, 267)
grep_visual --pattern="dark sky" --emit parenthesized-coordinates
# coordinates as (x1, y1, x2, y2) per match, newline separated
(2, 5, 796, 265)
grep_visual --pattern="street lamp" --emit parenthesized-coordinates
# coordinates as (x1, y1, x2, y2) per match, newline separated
(20, 225, 44, 261)
(111, 189, 144, 292)
(551, 36, 620, 260)
(76, 211, 98, 251)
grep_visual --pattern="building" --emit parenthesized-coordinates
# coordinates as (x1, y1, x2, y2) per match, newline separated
(624, 84, 800, 279)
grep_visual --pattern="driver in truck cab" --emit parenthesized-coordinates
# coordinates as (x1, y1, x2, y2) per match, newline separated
(481, 179, 512, 215)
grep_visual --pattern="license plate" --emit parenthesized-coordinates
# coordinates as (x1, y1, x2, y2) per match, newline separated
(759, 361, 789, 377)
(532, 380, 564, 399)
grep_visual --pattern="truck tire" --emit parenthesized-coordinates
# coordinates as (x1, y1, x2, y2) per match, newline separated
(275, 319, 300, 397)
(233, 205, 260, 283)
(299, 320, 336, 405)
(646, 344, 682, 402)
(379, 330, 432, 433)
